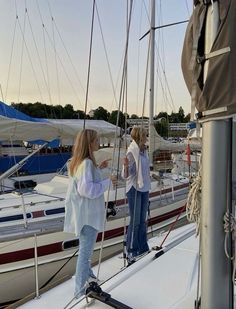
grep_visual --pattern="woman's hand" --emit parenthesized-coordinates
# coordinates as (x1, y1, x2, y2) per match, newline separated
(123, 157, 129, 167)
(98, 159, 111, 169)
(110, 174, 118, 187)
(123, 157, 129, 178)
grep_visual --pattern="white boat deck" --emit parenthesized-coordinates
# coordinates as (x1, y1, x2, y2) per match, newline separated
(19, 224, 204, 309)
(19, 223, 236, 308)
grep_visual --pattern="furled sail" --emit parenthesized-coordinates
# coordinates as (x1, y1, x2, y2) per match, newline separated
(182, 0, 236, 118)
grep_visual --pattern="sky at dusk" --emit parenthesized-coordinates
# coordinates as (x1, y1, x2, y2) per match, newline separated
(0, 0, 192, 117)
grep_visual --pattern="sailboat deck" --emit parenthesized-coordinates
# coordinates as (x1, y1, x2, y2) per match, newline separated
(18, 224, 236, 308)
(18, 225, 199, 309)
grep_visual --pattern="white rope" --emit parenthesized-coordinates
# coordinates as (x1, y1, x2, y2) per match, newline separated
(223, 211, 236, 282)
(186, 156, 202, 235)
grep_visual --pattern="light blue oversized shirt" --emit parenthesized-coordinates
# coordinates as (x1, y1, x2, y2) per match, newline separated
(122, 150, 151, 193)
(64, 158, 110, 236)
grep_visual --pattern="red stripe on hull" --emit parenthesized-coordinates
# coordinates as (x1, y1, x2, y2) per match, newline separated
(0, 205, 186, 266)
(32, 210, 45, 218)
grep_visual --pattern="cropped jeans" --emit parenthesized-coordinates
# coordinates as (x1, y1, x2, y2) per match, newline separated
(75, 225, 98, 298)
(126, 186, 149, 258)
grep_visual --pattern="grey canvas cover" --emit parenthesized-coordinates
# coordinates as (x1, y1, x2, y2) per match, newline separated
(182, 0, 236, 118)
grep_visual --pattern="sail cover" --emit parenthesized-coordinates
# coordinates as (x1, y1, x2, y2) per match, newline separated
(182, 0, 236, 118)
(0, 101, 120, 143)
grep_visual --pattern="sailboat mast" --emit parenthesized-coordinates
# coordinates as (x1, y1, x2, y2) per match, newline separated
(200, 2, 233, 308)
(149, 0, 155, 167)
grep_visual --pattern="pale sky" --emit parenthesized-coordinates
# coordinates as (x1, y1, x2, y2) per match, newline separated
(0, 0, 192, 117)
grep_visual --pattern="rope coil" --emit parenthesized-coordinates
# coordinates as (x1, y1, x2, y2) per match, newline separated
(223, 211, 236, 282)
(186, 157, 202, 235)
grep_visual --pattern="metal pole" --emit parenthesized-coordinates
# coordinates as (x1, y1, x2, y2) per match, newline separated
(200, 2, 233, 308)
(149, 0, 155, 167)
(20, 194, 28, 229)
(201, 120, 233, 309)
(171, 179, 174, 201)
(34, 234, 40, 299)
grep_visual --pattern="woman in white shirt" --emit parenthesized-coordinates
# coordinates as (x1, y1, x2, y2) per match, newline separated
(123, 127, 151, 263)
(64, 129, 116, 299)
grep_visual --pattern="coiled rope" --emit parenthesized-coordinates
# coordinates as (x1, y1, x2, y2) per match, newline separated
(186, 156, 202, 235)
(223, 211, 236, 282)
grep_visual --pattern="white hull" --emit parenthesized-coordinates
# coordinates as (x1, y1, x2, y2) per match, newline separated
(0, 196, 187, 306)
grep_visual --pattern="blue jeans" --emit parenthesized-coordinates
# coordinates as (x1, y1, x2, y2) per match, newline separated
(75, 225, 98, 298)
(126, 186, 149, 257)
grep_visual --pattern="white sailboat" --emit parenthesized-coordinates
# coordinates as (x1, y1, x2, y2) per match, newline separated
(0, 145, 188, 306)
(0, 1, 193, 307)
(16, 0, 236, 308)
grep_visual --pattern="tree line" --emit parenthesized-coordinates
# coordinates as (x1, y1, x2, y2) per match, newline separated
(11, 102, 190, 136)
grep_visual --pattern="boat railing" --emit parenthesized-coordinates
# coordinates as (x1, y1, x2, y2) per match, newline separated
(21, 194, 28, 228)
(0, 194, 64, 211)
(34, 233, 40, 299)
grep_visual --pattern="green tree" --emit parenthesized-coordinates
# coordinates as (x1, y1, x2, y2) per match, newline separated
(93, 106, 110, 121)
(62, 104, 75, 118)
(169, 111, 180, 123)
(76, 110, 86, 119)
(178, 106, 185, 122)
(154, 112, 169, 122)
(130, 114, 139, 119)
(184, 113, 191, 123)
(53, 105, 64, 118)
(108, 110, 126, 129)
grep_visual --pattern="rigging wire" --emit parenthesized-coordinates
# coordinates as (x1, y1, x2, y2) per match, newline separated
(83, 0, 96, 129)
(36, 0, 53, 108)
(23, 4, 51, 117)
(120, 1, 129, 266)
(48, 14, 85, 107)
(142, 1, 187, 114)
(95, 3, 118, 109)
(135, 1, 143, 116)
(25, 1, 83, 110)
(4, 10, 17, 103)
(46, 0, 62, 110)
(17, 2, 27, 104)
(96, 0, 134, 279)
(185, 0, 191, 16)
(15, 12, 45, 104)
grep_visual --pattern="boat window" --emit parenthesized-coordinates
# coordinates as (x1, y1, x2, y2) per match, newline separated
(62, 238, 79, 250)
(0, 213, 31, 223)
(45, 207, 65, 215)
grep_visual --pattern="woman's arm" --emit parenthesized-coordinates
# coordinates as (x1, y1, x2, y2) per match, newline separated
(122, 152, 136, 179)
(77, 160, 111, 199)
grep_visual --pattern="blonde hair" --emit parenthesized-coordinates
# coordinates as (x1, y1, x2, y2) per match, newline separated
(131, 126, 147, 147)
(69, 129, 97, 176)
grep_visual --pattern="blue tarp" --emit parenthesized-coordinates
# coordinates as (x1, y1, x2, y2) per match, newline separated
(29, 139, 60, 147)
(0, 101, 48, 123)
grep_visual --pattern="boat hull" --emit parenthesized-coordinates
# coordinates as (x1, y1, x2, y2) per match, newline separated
(0, 197, 187, 306)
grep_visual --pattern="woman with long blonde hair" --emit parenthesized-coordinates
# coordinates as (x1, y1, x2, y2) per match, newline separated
(123, 126, 151, 263)
(64, 129, 116, 299)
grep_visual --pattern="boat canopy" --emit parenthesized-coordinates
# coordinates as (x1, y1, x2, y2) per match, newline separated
(0, 101, 121, 144)
(182, 0, 236, 118)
